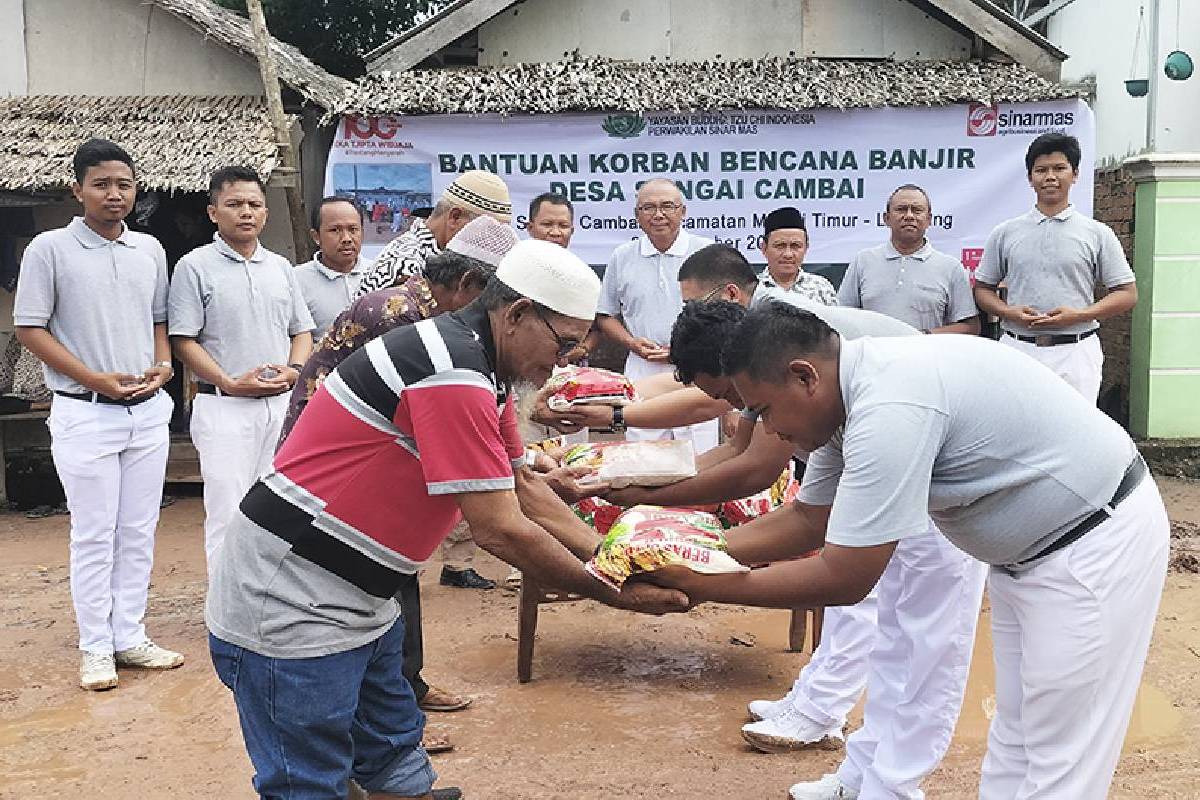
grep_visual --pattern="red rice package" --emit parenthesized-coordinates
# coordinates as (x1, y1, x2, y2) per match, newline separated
(717, 465, 801, 526)
(545, 366, 636, 411)
(586, 505, 749, 589)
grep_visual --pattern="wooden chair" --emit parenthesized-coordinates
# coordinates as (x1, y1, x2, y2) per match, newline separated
(516, 575, 824, 683)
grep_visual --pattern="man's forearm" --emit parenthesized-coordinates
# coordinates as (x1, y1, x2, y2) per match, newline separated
(623, 388, 731, 429)
(515, 468, 601, 560)
(288, 332, 313, 366)
(724, 501, 830, 565)
(972, 284, 1009, 319)
(595, 314, 633, 348)
(931, 317, 981, 335)
(655, 551, 875, 609)
(16, 327, 96, 388)
(1086, 283, 1137, 321)
(172, 337, 228, 387)
(153, 323, 171, 365)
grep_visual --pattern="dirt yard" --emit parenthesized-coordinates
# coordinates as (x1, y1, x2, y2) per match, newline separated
(2, 479, 1200, 799)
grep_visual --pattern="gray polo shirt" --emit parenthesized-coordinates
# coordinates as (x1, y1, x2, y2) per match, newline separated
(975, 206, 1134, 336)
(168, 235, 314, 378)
(798, 334, 1137, 566)
(598, 230, 711, 346)
(839, 241, 978, 331)
(294, 254, 370, 340)
(14, 218, 168, 394)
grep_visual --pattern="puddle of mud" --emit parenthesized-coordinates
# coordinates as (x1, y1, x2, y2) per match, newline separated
(954, 608, 1183, 750)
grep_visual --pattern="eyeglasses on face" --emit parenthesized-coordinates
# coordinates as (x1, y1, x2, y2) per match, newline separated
(636, 201, 682, 216)
(536, 308, 580, 359)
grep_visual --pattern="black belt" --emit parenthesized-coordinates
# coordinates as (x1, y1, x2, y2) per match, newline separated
(54, 389, 156, 407)
(194, 383, 288, 398)
(1004, 328, 1098, 347)
(1017, 454, 1148, 566)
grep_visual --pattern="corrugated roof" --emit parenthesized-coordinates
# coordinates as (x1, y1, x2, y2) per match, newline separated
(145, 0, 351, 109)
(335, 56, 1081, 118)
(0, 95, 282, 193)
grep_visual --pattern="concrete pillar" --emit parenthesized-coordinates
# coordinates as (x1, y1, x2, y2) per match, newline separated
(1124, 153, 1200, 438)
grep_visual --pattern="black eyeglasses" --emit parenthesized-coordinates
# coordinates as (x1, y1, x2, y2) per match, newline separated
(698, 284, 725, 303)
(536, 309, 580, 360)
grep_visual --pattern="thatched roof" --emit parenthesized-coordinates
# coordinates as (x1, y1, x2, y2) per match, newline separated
(0, 95, 281, 193)
(335, 56, 1080, 118)
(146, 0, 351, 109)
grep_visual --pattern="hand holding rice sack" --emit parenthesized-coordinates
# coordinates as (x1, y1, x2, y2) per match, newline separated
(586, 505, 750, 590)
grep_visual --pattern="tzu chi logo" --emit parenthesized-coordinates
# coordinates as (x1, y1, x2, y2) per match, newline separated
(967, 103, 999, 137)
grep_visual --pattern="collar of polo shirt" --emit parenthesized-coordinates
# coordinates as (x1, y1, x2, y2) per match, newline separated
(213, 232, 266, 263)
(884, 240, 933, 261)
(314, 253, 369, 280)
(68, 217, 134, 249)
(1030, 205, 1077, 223)
(638, 229, 691, 258)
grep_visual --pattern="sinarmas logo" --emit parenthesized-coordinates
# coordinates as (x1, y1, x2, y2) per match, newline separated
(602, 114, 647, 138)
(967, 103, 999, 137)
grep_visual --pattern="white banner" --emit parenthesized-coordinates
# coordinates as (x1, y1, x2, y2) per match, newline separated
(325, 100, 1093, 273)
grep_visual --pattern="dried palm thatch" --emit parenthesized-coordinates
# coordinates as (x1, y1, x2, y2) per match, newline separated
(0, 95, 283, 193)
(146, 0, 351, 109)
(337, 56, 1080, 118)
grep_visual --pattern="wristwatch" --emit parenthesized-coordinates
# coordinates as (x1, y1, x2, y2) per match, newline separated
(288, 362, 304, 372)
(155, 360, 172, 370)
(611, 405, 627, 433)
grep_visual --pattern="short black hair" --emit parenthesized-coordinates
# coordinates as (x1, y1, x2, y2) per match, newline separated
(310, 196, 359, 230)
(528, 192, 573, 221)
(1025, 133, 1081, 175)
(73, 138, 135, 183)
(208, 165, 266, 203)
(722, 301, 838, 383)
(677, 244, 759, 292)
(669, 301, 746, 384)
(886, 183, 931, 212)
(477, 275, 524, 311)
(423, 251, 494, 290)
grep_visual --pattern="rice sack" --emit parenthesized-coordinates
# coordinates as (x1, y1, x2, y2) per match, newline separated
(545, 366, 636, 411)
(586, 505, 749, 589)
(562, 440, 696, 489)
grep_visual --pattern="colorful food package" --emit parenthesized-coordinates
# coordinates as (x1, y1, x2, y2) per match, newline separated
(545, 366, 636, 411)
(562, 440, 697, 489)
(718, 465, 802, 526)
(586, 505, 750, 589)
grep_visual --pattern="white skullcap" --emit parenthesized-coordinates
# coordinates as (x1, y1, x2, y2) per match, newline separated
(441, 170, 512, 222)
(495, 240, 600, 321)
(445, 216, 517, 268)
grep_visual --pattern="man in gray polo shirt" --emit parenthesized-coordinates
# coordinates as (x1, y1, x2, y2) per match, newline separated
(596, 178, 716, 450)
(653, 301, 1167, 799)
(295, 196, 371, 340)
(839, 184, 979, 335)
(169, 166, 314, 572)
(974, 133, 1136, 401)
(15, 139, 183, 691)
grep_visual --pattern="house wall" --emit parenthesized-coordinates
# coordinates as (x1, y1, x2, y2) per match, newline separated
(0, 0, 28, 95)
(1048, 0, 1200, 162)
(477, 0, 971, 65)
(1092, 167, 1136, 426)
(23, 0, 263, 96)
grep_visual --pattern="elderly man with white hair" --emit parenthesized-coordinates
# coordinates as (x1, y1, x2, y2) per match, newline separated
(595, 178, 717, 450)
(206, 239, 688, 800)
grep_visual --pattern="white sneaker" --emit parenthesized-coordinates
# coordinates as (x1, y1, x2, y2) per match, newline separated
(80, 652, 118, 691)
(746, 686, 797, 721)
(789, 773, 859, 800)
(741, 706, 844, 753)
(114, 639, 185, 670)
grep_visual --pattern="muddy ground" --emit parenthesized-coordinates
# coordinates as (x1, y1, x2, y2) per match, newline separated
(2, 479, 1200, 799)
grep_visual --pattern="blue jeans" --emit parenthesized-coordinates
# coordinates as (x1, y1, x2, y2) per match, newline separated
(210, 618, 435, 799)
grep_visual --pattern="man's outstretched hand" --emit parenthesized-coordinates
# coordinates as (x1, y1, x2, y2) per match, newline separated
(611, 581, 691, 615)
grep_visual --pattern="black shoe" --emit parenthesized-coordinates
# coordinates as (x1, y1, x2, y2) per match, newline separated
(433, 788, 463, 800)
(439, 567, 496, 590)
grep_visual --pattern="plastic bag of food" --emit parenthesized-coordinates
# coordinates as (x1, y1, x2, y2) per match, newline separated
(562, 440, 696, 489)
(717, 465, 801, 526)
(586, 505, 749, 589)
(545, 366, 636, 411)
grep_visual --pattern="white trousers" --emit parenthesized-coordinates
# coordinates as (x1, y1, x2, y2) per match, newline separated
(49, 392, 172, 654)
(789, 588, 878, 729)
(191, 392, 288, 570)
(980, 477, 1168, 800)
(1002, 333, 1103, 402)
(838, 529, 989, 800)
(622, 354, 719, 453)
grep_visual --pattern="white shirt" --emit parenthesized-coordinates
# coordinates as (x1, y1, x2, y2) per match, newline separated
(597, 230, 711, 347)
(798, 335, 1137, 566)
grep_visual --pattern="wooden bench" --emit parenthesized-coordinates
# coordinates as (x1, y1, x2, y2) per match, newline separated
(516, 574, 824, 683)
(0, 408, 50, 506)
